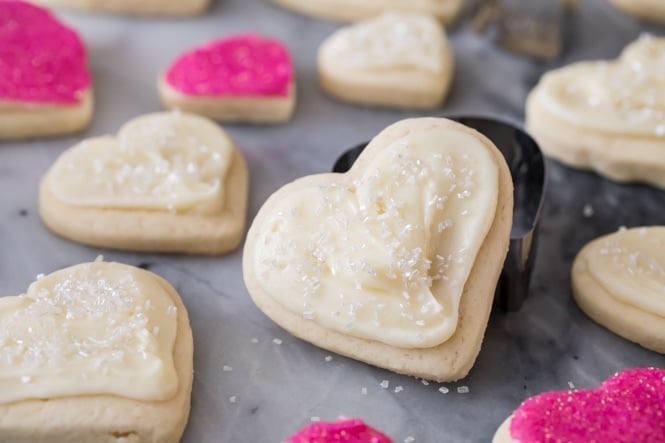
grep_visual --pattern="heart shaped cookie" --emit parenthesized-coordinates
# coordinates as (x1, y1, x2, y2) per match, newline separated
(0, 1, 92, 139)
(493, 367, 665, 443)
(159, 34, 295, 123)
(318, 11, 453, 109)
(287, 418, 393, 443)
(39, 111, 249, 255)
(29, 0, 209, 16)
(526, 35, 665, 189)
(243, 118, 513, 381)
(270, 0, 464, 25)
(572, 226, 665, 354)
(0, 261, 193, 442)
(609, 0, 665, 24)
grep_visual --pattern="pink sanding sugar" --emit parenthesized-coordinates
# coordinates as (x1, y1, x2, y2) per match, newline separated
(287, 418, 393, 443)
(164, 34, 293, 97)
(0, 0, 91, 104)
(510, 367, 665, 443)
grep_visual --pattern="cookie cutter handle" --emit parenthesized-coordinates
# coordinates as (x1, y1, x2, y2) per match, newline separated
(451, 117, 545, 311)
(498, 229, 539, 310)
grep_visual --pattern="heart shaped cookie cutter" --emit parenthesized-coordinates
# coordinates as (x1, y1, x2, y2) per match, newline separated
(333, 116, 546, 311)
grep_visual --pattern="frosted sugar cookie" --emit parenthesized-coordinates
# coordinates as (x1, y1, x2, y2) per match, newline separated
(39, 111, 249, 255)
(609, 0, 665, 24)
(318, 11, 453, 109)
(271, 0, 464, 25)
(243, 118, 513, 381)
(29, 0, 209, 16)
(288, 418, 392, 443)
(160, 34, 295, 124)
(526, 35, 665, 189)
(0, 1, 92, 140)
(572, 226, 665, 354)
(493, 368, 665, 443)
(0, 260, 193, 442)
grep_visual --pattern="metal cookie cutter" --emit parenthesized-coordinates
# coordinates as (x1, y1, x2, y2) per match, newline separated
(332, 116, 546, 311)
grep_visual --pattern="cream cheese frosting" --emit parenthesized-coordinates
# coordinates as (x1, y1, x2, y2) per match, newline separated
(582, 227, 665, 318)
(320, 11, 447, 73)
(0, 261, 179, 405)
(252, 126, 499, 348)
(47, 111, 233, 214)
(535, 35, 665, 137)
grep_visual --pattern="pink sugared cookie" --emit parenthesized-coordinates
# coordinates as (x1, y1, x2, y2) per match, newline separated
(159, 34, 295, 124)
(287, 418, 393, 443)
(0, 0, 93, 139)
(493, 367, 665, 443)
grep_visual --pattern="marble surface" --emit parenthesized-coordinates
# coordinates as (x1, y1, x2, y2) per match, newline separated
(1, 0, 665, 442)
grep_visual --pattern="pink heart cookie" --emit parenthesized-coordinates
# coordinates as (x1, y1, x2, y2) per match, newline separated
(0, 0, 93, 139)
(159, 34, 295, 123)
(493, 367, 665, 443)
(287, 418, 393, 443)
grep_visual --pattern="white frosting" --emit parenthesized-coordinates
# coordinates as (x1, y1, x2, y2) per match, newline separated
(536, 35, 665, 137)
(48, 112, 233, 214)
(584, 227, 665, 317)
(321, 11, 447, 73)
(252, 126, 499, 348)
(0, 262, 179, 405)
